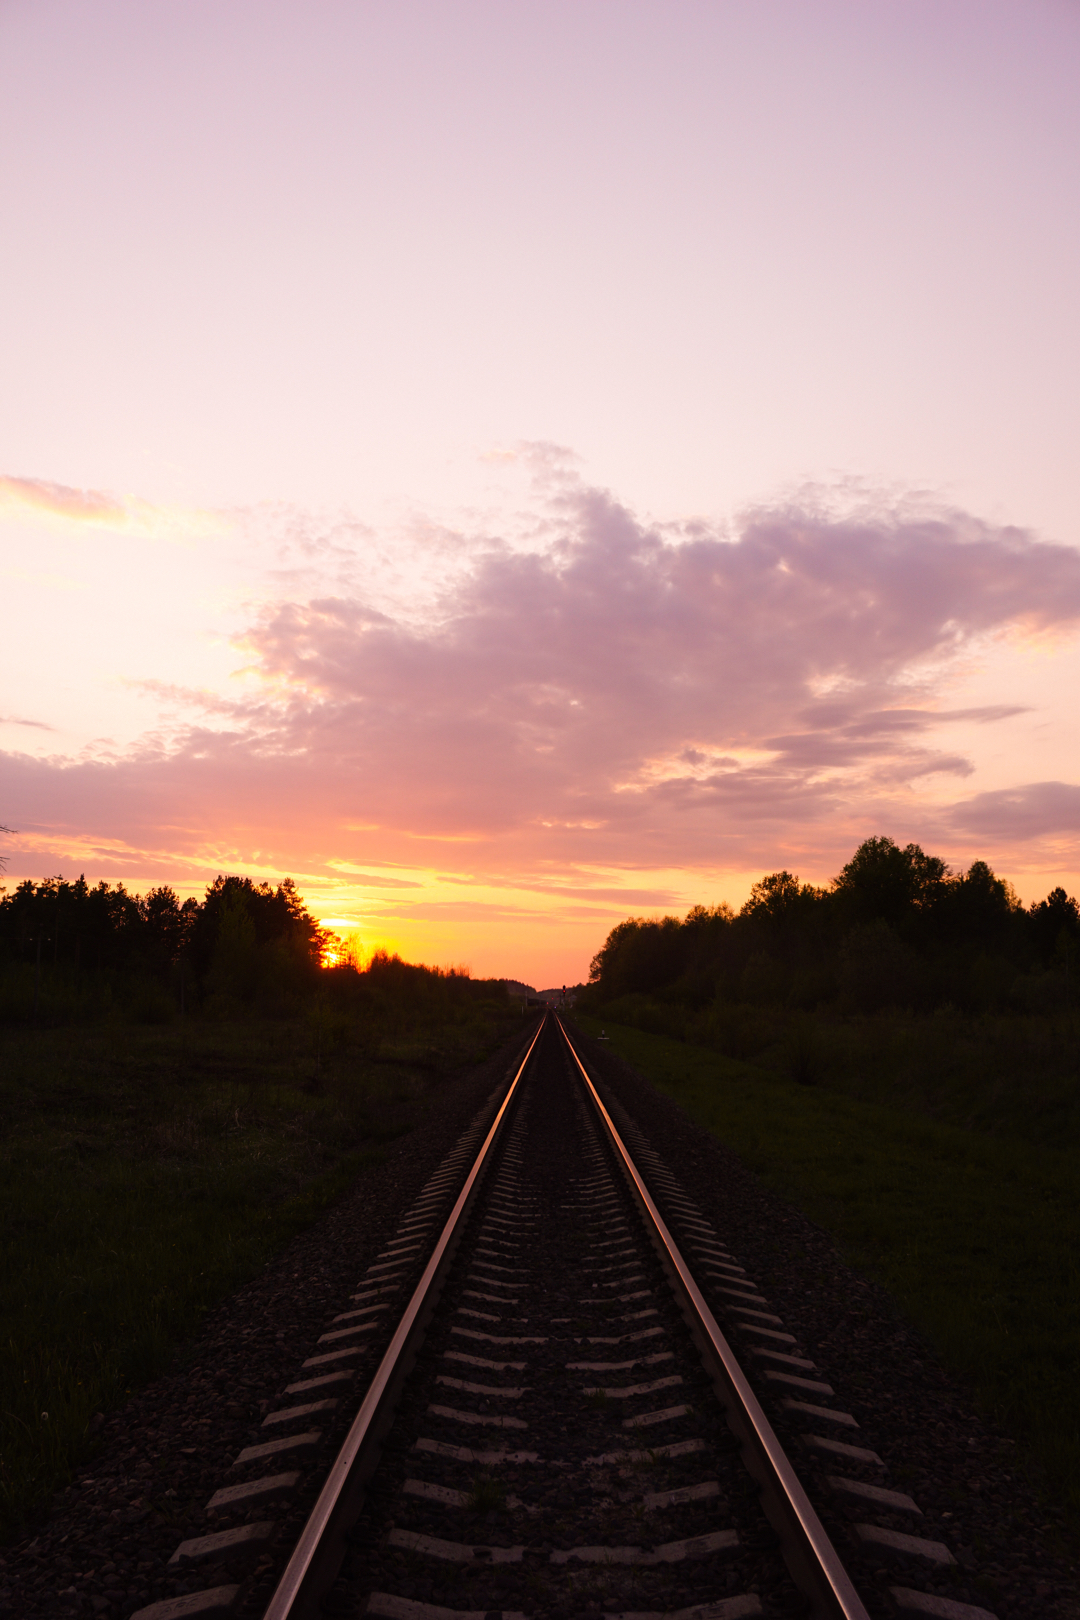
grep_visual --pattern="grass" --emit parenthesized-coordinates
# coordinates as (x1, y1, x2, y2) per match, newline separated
(0, 1005, 518, 1541)
(576, 1012, 1080, 1514)
(590, 995, 1080, 1153)
(468, 1474, 506, 1513)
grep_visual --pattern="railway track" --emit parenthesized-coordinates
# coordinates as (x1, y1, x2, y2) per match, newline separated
(134, 1015, 1000, 1620)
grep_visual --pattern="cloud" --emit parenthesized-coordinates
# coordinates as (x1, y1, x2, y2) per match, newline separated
(0, 474, 126, 525)
(0, 715, 55, 731)
(943, 782, 1080, 841)
(219, 487, 1080, 841)
(324, 863, 423, 889)
(0, 473, 226, 541)
(3, 475, 1080, 896)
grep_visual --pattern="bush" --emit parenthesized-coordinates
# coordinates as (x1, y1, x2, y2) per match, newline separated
(783, 1019, 825, 1085)
(126, 982, 176, 1025)
(698, 1000, 778, 1061)
(838, 920, 920, 1013)
(739, 950, 787, 1005)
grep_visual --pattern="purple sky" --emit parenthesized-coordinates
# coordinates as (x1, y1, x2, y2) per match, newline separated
(3, 0, 1080, 983)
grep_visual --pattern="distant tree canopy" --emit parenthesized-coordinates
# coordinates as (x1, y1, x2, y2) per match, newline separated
(582, 837, 1078, 1017)
(0, 872, 335, 1018)
(0, 870, 514, 1031)
(0, 873, 329, 975)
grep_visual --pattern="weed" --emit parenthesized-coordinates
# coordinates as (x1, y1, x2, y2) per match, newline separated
(783, 1019, 824, 1086)
(468, 1474, 506, 1513)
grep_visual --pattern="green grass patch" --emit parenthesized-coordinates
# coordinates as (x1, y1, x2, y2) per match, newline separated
(577, 1014, 1080, 1510)
(0, 1007, 517, 1540)
(587, 994, 1080, 1152)
(468, 1474, 506, 1513)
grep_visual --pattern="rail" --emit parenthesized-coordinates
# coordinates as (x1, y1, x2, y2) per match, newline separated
(261, 1018, 545, 1620)
(556, 1013, 870, 1620)
(261, 1011, 869, 1620)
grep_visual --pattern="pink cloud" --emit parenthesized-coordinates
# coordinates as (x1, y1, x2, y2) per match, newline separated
(942, 782, 1080, 841)
(3, 479, 1080, 898)
(0, 473, 126, 524)
(0, 714, 56, 731)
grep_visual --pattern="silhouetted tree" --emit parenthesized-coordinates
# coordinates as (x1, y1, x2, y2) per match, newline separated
(832, 836, 948, 933)
(580, 835, 1072, 1017)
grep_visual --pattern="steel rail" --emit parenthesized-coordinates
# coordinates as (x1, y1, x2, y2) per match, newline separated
(262, 1016, 546, 1620)
(557, 1014, 871, 1620)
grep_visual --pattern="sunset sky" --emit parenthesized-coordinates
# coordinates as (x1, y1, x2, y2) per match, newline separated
(3, 0, 1080, 987)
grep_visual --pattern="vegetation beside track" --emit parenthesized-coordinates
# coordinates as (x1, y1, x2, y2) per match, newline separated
(575, 1012, 1080, 1518)
(0, 946, 523, 1542)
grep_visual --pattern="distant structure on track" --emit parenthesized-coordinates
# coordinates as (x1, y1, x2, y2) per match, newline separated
(501, 980, 578, 1008)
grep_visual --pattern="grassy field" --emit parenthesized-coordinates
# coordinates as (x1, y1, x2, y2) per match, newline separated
(0, 1005, 519, 1541)
(575, 1012, 1080, 1514)
(587, 993, 1080, 1153)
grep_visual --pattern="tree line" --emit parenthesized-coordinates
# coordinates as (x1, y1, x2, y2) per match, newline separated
(580, 837, 1080, 1018)
(3, 870, 324, 972)
(0, 872, 500, 1029)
